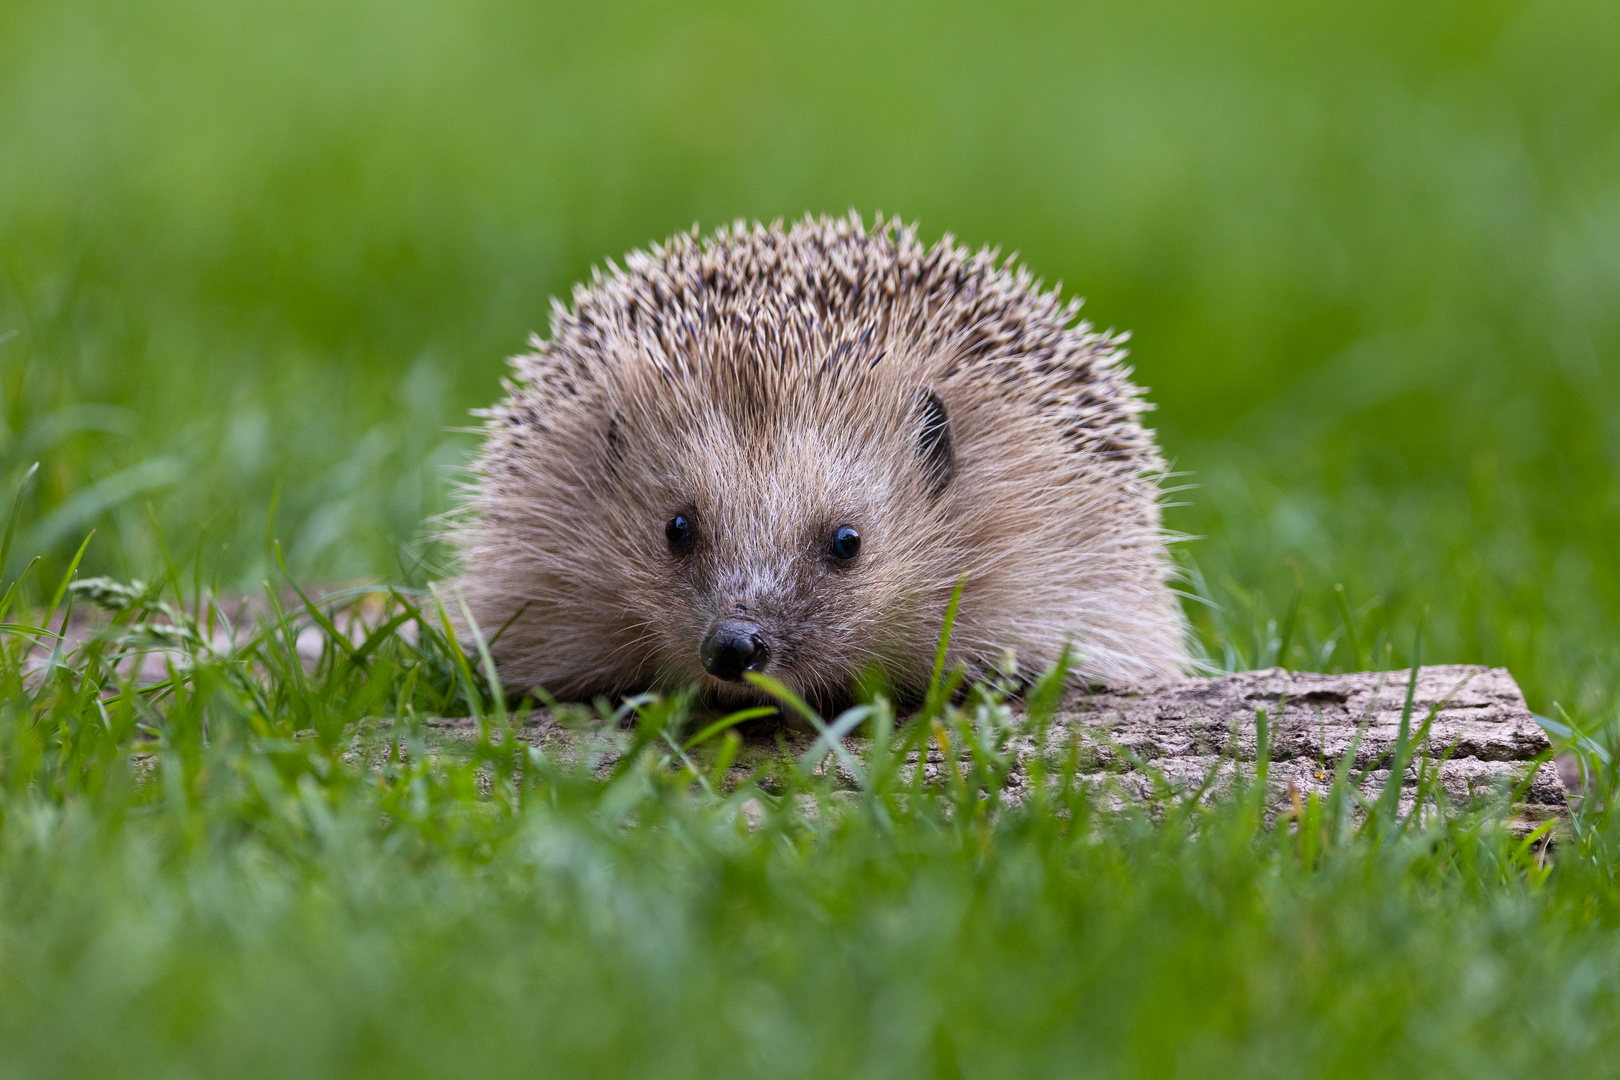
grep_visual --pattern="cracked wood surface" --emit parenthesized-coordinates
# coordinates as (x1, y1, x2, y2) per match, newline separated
(418, 665, 1567, 826)
(1046, 664, 1566, 826)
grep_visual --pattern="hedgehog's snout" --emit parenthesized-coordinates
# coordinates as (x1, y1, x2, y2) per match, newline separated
(701, 620, 771, 683)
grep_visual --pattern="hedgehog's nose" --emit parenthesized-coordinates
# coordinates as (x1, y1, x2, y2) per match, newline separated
(701, 620, 770, 682)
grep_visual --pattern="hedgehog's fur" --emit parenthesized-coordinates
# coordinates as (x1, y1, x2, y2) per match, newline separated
(451, 213, 1189, 712)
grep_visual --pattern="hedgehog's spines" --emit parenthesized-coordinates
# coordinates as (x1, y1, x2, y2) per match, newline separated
(456, 214, 1189, 703)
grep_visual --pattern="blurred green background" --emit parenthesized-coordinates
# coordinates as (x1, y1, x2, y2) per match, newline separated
(2, 0, 1617, 717)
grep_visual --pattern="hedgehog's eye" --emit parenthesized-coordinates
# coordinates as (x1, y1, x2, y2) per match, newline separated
(829, 525, 861, 562)
(666, 514, 696, 554)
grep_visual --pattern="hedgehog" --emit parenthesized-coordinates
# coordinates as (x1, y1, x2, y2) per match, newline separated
(450, 213, 1190, 715)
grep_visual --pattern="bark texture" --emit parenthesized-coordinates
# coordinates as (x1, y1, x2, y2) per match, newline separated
(420, 665, 1566, 827)
(1043, 665, 1566, 827)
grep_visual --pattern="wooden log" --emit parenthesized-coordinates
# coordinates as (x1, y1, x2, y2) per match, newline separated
(51, 591, 1568, 825)
(1042, 664, 1566, 829)
(419, 664, 1567, 828)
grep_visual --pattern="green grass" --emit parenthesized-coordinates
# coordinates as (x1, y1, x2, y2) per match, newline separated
(3, 0, 1620, 1074)
(0, 564, 1616, 1079)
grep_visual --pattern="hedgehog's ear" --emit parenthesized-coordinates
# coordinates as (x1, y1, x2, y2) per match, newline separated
(601, 411, 627, 484)
(911, 389, 954, 499)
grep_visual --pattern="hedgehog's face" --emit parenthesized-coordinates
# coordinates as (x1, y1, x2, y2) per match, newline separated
(615, 384, 959, 715)
(666, 511, 862, 682)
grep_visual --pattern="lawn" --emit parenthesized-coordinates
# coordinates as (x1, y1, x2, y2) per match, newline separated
(2, 0, 1619, 1075)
